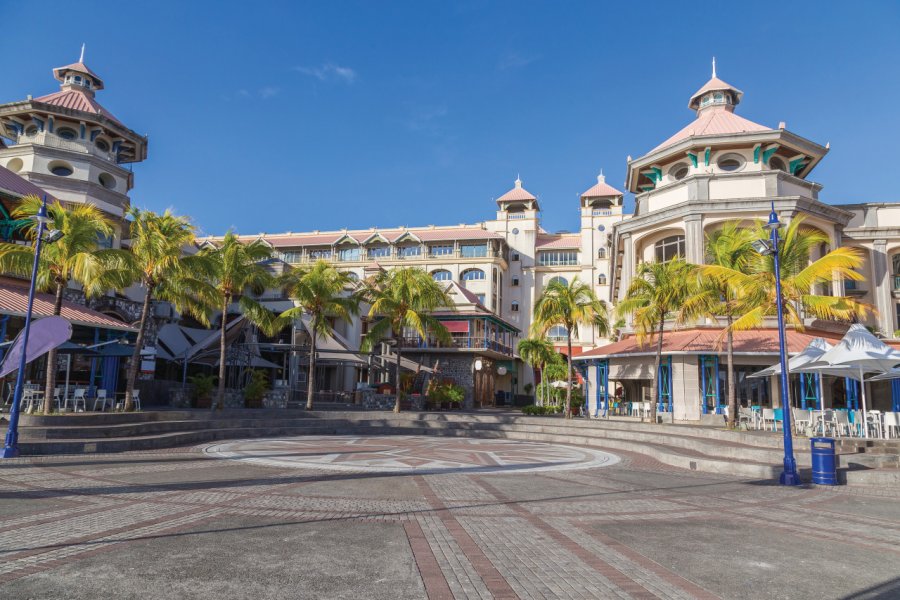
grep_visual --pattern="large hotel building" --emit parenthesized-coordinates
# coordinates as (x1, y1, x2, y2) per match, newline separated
(2, 55, 900, 417)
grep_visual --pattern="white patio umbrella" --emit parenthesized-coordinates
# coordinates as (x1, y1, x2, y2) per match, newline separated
(749, 338, 835, 415)
(550, 380, 570, 389)
(799, 324, 900, 438)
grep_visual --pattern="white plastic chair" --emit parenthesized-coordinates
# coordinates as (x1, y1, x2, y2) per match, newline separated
(116, 389, 141, 411)
(793, 409, 811, 434)
(92, 389, 110, 412)
(642, 401, 650, 418)
(884, 412, 900, 439)
(762, 408, 776, 431)
(66, 388, 86, 412)
(833, 411, 851, 437)
(629, 402, 640, 417)
(868, 410, 883, 439)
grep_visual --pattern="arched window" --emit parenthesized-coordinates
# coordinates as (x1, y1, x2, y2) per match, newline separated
(344, 271, 359, 282)
(548, 276, 568, 286)
(432, 269, 452, 281)
(654, 235, 685, 262)
(461, 268, 485, 281)
(547, 325, 568, 342)
(597, 274, 607, 285)
(511, 301, 519, 312)
(597, 248, 607, 259)
(769, 157, 787, 172)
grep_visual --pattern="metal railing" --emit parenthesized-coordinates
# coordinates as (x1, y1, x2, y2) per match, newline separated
(399, 335, 514, 356)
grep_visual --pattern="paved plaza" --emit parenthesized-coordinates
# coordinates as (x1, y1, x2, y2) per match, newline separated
(2, 436, 899, 600)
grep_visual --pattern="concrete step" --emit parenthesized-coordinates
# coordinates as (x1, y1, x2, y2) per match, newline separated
(12, 410, 900, 488)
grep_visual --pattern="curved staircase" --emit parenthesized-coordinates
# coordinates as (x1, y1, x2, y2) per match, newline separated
(12, 410, 900, 487)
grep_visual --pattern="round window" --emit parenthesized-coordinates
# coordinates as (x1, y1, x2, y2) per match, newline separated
(717, 154, 744, 172)
(597, 225, 605, 232)
(48, 160, 74, 177)
(95, 139, 110, 152)
(769, 157, 787, 172)
(98, 172, 116, 189)
(511, 228, 519, 235)
(25, 126, 37, 136)
(669, 163, 690, 181)
(6, 158, 23, 173)
(57, 128, 77, 140)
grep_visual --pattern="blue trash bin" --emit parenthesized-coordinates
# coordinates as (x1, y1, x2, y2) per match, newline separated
(810, 437, 837, 485)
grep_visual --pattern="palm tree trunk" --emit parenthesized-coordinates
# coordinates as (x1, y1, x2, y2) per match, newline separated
(306, 333, 316, 410)
(726, 315, 737, 429)
(565, 331, 573, 419)
(216, 296, 229, 410)
(650, 316, 664, 425)
(123, 285, 154, 412)
(42, 282, 65, 415)
(394, 339, 403, 413)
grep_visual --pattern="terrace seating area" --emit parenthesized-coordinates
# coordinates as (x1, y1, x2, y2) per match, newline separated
(2, 381, 141, 414)
(740, 406, 900, 439)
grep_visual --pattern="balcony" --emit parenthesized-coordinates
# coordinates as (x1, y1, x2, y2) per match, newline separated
(398, 335, 514, 357)
(18, 131, 115, 162)
(281, 247, 506, 264)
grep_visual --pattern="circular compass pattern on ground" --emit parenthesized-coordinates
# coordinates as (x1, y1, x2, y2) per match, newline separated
(203, 435, 620, 474)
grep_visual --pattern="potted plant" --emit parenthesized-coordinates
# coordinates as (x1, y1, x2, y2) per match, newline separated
(243, 370, 268, 409)
(188, 374, 216, 409)
(445, 384, 464, 410)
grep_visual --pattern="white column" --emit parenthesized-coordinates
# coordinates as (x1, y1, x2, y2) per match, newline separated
(617, 233, 633, 302)
(871, 240, 894, 336)
(684, 215, 704, 264)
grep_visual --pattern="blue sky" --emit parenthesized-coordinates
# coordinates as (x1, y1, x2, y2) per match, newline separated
(2, 1, 899, 236)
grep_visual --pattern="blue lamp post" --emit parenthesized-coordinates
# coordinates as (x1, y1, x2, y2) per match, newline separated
(753, 203, 800, 485)
(3, 196, 55, 459)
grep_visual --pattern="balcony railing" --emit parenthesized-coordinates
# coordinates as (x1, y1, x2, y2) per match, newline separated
(592, 209, 613, 216)
(281, 248, 505, 264)
(398, 335, 514, 356)
(18, 131, 115, 162)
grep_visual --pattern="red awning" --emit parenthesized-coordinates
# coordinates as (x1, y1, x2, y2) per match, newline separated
(439, 320, 469, 333)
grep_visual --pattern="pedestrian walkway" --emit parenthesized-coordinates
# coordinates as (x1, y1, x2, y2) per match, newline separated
(2, 437, 900, 599)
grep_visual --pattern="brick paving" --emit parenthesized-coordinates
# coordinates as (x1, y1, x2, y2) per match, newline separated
(1, 436, 900, 599)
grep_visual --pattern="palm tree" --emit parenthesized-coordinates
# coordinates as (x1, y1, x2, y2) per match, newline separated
(532, 277, 609, 419)
(201, 231, 278, 409)
(617, 258, 695, 424)
(108, 208, 217, 412)
(704, 217, 871, 332)
(0, 196, 120, 415)
(278, 261, 360, 410)
(360, 267, 453, 413)
(681, 223, 756, 428)
(517, 336, 555, 406)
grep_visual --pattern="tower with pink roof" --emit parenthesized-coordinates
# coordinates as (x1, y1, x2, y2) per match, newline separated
(0, 46, 148, 244)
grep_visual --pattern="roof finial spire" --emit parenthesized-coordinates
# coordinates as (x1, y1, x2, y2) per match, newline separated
(711, 56, 716, 78)
(598, 168, 605, 183)
(79, 43, 86, 63)
(515, 174, 522, 188)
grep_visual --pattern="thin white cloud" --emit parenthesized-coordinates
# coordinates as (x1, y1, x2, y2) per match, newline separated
(294, 63, 358, 84)
(259, 86, 280, 99)
(498, 52, 540, 70)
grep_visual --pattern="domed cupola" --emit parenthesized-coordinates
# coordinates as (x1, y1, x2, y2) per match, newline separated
(52, 45, 104, 95)
(687, 58, 742, 114)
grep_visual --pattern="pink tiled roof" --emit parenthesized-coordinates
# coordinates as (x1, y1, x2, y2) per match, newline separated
(0, 165, 54, 201)
(496, 178, 536, 203)
(535, 234, 580, 249)
(53, 62, 104, 88)
(581, 175, 622, 198)
(650, 107, 771, 153)
(33, 89, 123, 127)
(230, 226, 502, 248)
(578, 328, 843, 359)
(0, 278, 135, 331)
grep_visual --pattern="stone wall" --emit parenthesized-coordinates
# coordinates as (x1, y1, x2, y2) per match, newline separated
(358, 390, 424, 411)
(407, 353, 476, 408)
(168, 387, 287, 409)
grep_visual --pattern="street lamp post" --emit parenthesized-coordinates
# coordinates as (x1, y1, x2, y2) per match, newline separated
(3, 196, 53, 458)
(754, 203, 800, 486)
